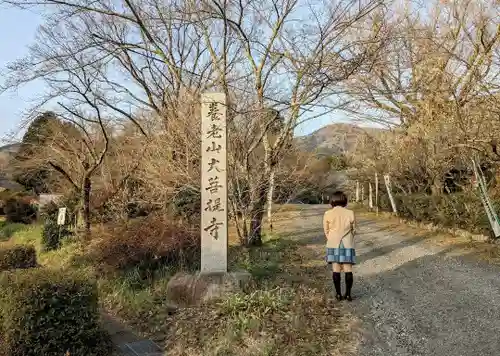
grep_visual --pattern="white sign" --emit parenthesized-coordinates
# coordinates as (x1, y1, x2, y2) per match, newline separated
(57, 207, 67, 226)
(383, 174, 397, 213)
(201, 92, 228, 273)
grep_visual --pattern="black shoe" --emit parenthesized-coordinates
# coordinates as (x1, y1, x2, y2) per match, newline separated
(344, 295, 352, 302)
(335, 294, 343, 301)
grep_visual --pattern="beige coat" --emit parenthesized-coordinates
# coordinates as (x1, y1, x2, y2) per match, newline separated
(323, 207, 356, 249)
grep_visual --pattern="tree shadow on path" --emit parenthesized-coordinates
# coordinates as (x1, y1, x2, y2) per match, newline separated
(356, 232, 435, 265)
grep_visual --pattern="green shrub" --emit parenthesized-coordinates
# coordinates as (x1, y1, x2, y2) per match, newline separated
(0, 245, 37, 272)
(376, 191, 493, 236)
(41, 220, 65, 252)
(40, 201, 74, 252)
(396, 194, 439, 222)
(0, 268, 112, 356)
(169, 187, 201, 222)
(377, 193, 393, 212)
(4, 196, 37, 224)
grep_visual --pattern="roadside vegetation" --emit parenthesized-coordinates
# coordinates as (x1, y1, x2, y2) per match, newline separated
(0, 207, 357, 356)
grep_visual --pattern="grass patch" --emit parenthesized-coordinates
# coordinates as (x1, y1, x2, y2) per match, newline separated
(0, 219, 27, 241)
(3, 223, 43, 247)
(164, 227, 358, 356)
(165, 284, 357, 356)
(98, 265, 174, 315)
(230, 233, 298, 282)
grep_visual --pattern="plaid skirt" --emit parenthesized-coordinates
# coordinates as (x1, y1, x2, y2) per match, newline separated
(326, 241, 356, 264)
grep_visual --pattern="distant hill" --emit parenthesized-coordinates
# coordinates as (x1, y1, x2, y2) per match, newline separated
(2, 123, 381, 158)
(1, 124, 381, 169)
(295, 123, 382, 155)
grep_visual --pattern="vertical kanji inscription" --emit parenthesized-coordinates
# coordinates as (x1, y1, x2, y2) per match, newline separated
(201, 93, 227, 273)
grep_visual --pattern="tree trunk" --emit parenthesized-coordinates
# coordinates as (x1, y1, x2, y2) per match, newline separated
(431, 177, 443, 195)
(267, 169, 275, 232)
(245, 182, 268, 247)
(83, 176, 91, 237)
(248, 203, 265, 246)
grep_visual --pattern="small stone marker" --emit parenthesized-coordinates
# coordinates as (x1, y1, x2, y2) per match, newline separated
(201, 92, 228, 273)
(57, 207, 67, 226)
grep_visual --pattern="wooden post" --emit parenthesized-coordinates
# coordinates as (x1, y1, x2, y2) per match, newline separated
(384, 174, 397, 214)
(369, 182, 373, 210)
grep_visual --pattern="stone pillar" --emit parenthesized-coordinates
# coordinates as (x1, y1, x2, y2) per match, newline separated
(201, 92, 228, 273)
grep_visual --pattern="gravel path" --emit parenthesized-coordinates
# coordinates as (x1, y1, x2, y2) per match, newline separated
(289, 205, 500, 356)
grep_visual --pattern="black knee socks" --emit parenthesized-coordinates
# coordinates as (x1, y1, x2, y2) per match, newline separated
(332, 272, 342, 296)
(345, 272, 353, 297)
(333, 272, 354, 298)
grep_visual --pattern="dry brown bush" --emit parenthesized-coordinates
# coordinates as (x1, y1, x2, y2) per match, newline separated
(88, 213, 200, 273)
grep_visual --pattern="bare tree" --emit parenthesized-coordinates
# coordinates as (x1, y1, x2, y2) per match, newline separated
(2, 0, 385, 245)
(346, 0, 499, 121)
(1, 20, 120, 234)
(186, 0, 385, 244)
(345, 0, 500, 194)
(2, 0, 217, 134)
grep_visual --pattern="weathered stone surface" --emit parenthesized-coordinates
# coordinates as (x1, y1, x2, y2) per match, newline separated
(201, 92, 228, 273)
(165, 271, 252, 306)
(118, 340, 163, 356)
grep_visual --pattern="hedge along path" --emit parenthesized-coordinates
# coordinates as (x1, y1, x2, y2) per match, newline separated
(0, 221, 162, 356)
(301, 204, 500, 356)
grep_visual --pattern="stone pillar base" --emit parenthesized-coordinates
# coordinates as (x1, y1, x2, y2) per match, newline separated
(165, 271, 252, 306)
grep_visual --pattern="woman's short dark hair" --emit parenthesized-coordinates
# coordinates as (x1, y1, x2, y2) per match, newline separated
(330, 191, 348, 207)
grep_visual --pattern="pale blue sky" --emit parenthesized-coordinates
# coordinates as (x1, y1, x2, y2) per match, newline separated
(0, 5, 356, 143)
(0, 5, 44, 143)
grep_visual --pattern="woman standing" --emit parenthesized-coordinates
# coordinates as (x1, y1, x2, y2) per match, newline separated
(323, 191, 356, 301)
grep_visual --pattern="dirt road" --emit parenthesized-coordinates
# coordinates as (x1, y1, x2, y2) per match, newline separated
(283, 204, 500, 356)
